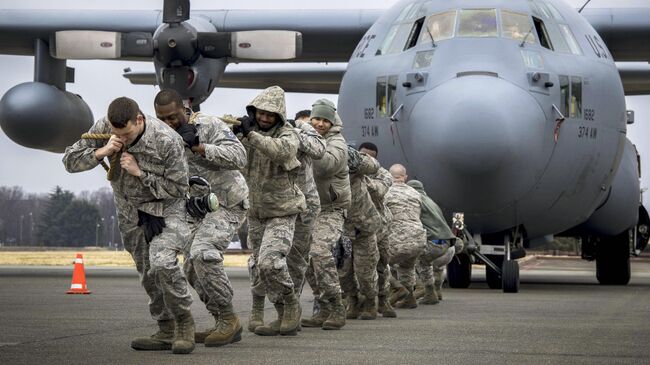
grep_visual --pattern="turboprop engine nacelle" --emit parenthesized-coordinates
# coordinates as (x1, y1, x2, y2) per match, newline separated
(0, 82, 93, 153)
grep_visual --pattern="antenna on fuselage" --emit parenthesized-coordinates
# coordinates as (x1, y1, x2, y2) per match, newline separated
(578, 0, 592, 13)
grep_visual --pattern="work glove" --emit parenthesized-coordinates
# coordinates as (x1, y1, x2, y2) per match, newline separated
(347, 145, 362, 174)
(176, 123, 199, 148)
(137, 210, 166, 243)
(235, 116, 255, 137)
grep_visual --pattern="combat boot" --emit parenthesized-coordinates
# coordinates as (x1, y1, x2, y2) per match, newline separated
(255, 303, 283, 336)
(378, 295, 397, 318)
(280, 293, 300, 336)
(301, 300, 330, 327)
(247, 295, 265, 332)
(322, 294, 346, 330)
(172, 312, 195, 355)
(205, 305, 243, 347)
(346, 295, 360, 319)
(389, 286, 409, 306)
(359, 296, 377, 320)
(131, 319, 175, 351)
(395, 287, 418, 309)
(413, 283, 425, 299)
(434, 283, 443, 301)
(194, 313, 219, 344)
(418, 285, 439, 305)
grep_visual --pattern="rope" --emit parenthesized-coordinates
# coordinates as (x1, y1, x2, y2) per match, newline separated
(81, 133, 120, 181)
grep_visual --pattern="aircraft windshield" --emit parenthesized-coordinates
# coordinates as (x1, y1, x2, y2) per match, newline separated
(501, 10, 535, 44)
(458, 9, 497, 37)
(417, 10, 456, 45)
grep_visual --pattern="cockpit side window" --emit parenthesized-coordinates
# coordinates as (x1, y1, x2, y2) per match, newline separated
(545, 22, 570, 53)
(532, 17, 553, 50)
(501, 10, 535, 44)
(458, 9, 498, 38)
(558, 24, 583, 55)
(377, 2, 427, 56)
(417, 10, 457, 46)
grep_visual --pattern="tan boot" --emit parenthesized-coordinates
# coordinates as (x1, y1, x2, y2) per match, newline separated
(301, 300, 330, 327)
(378, 295, 397, 318)
(322, 294, 346, 330)
(346, 295, 360, 319)
(194, 313, 219, 344)
(413, 283, 425, 299)
(434, 283, 443, 301)
(389, 287, 409, 306)
(280, 293, 300, 336)
(172, 313, 196, 355)
(205, 305, 243, 347)
(359, 296, 377, 320)
(395, 287, 418, 309)
(247, 295, 265, 332)
(131, 319, 175, 351)
(254, 303, 283, 336)
(418, 285, 439, 305)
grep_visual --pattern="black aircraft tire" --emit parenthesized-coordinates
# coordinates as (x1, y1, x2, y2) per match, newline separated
(502, 260, 520, 293)
(447, 253, 472, 288)
(485, 255, 503, 289)
(596, 232, 631, 285)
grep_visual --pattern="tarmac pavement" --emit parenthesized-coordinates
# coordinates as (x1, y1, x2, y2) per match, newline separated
(0, 256, 649, 364)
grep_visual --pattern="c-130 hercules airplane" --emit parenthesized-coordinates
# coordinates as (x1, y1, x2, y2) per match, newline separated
(1, 0, 649, 292)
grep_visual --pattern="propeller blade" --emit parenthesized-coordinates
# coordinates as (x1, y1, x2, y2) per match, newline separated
(197, 30, 302, 60)
(52, 31, 153, 59)
(163, 0, 190, 24)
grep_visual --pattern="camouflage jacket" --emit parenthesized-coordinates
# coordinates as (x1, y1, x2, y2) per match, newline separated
(62, 115, 188, 218)
(294, 119, 326, 214)
(347, 154, 382, 232)
(187, 112, 248, 209)
(407, 180, 455, 241)
(367, 166, 393, 226)
(385, 181, 424, 231)
(312, 116, 351, 212)
(242, 86, 306, 219)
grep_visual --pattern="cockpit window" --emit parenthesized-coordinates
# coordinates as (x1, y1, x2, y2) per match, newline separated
(501, 10, 535, 44)
(533, 17, 553, 50)
(396, 2, 426, 23)
(544, 23, 570, 53)
(558, 24, 583, 55)
(458, 9, 498, 37)
(417, 10, 457, 45)
(377, 23, 414, 55)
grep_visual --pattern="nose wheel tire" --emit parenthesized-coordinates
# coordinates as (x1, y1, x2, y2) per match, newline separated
(502, 260, 520, 293)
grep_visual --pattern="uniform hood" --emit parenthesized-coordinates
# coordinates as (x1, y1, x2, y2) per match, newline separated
(407, 179, 426, 195)
(246, 86, 287, 125)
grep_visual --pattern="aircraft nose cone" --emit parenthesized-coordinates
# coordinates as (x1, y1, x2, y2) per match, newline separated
(410, 75, 546, 214)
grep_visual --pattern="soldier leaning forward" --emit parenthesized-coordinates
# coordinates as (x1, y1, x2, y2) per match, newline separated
(234, 86, 306, 336)
(62, 97, 195, 354)
(154, 90, 249, 346)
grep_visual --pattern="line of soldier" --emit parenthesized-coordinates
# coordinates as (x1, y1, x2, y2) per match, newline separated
(62, 85, 464, 355)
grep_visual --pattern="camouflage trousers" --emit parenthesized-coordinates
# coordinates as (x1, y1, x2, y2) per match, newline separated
(376, 224, 391, 297)
(119, 203, 193, 321)
(183, 205, 247, 315)
(339, 223, 379, 300)
(388, 224, 426, 289)
(309, 209, 346, 302)
(417, 241, 455, 287)
(247, 214, 297, 304)
(288, 204, 320, 295)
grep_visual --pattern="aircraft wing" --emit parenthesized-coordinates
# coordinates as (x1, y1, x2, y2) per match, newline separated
(581, 8, 650, 62)
(617, 63, 650, 96)
(123, 63, 347, 94)
(0, 9, 381, 62)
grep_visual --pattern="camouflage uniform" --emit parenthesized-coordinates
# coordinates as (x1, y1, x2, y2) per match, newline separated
(181, 112, 249, 317)
(385, 182, 426, 290)
(367, 167, 393, 298)
(287, 120, 325, 292)
(63, 115, 192, 322)
(407, 180, 458, 297)
(310, 113, 351, 303)
(241, 86, 306, 305)
(340, 154, 381, 304)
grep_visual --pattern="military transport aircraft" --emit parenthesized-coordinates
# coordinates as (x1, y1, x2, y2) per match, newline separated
(1, 0, 649, 292)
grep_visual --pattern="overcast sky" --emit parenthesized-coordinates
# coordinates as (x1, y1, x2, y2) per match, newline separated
(0, 0, 648, 198)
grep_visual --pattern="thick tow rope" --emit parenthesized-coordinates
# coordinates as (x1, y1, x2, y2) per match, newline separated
(80, 133, 120, 181)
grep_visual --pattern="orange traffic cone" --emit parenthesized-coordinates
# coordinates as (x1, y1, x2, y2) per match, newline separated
(67, 253, 91, 294)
